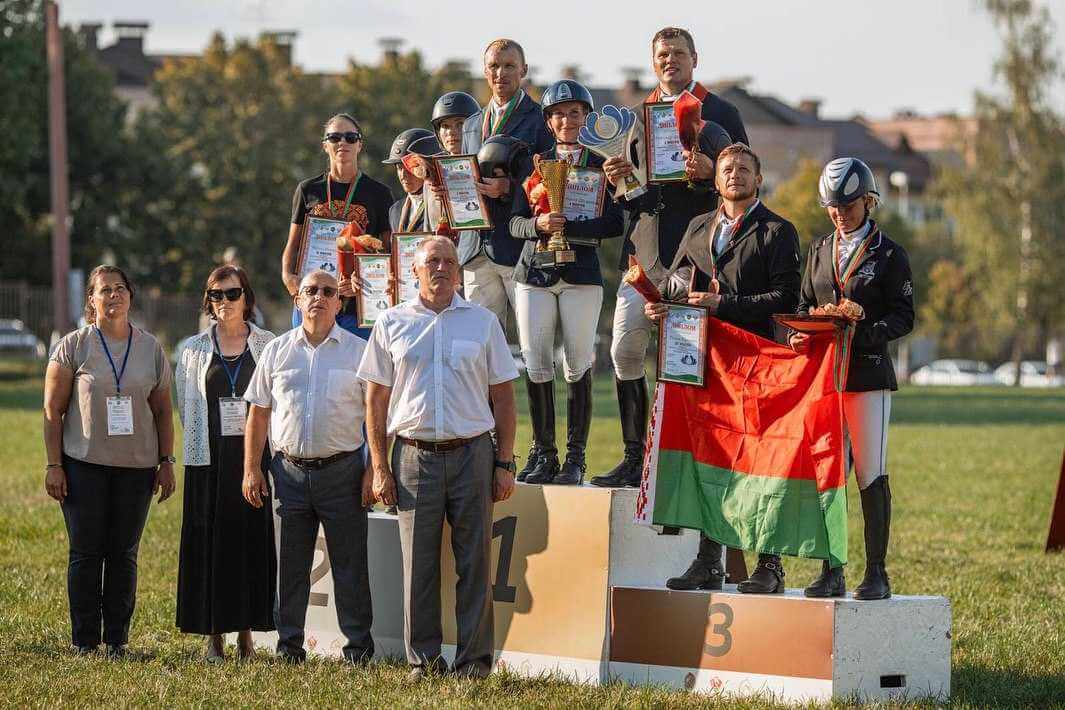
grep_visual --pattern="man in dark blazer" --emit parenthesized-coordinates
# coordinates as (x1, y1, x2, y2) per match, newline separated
(457, 38, 555, 328)
(592, 26, 749, 491)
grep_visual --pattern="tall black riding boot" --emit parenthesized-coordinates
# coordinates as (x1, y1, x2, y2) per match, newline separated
(666, 535, 725, 590)
(854, 476, 892, 600)
(804, 560, 846, 598)
(523, 380, 560, 485)
(555, 371, 592, 485)
(737, 553, 785, 594)
(589, 377, 648, 488)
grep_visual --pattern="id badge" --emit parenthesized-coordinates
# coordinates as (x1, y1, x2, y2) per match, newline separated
(219, 397, 248, 436)
(106, 395, 134, 436)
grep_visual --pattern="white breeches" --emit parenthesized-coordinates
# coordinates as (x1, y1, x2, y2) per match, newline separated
(515, 281, 603, 384)
(609, 281, 654, 381)
(463, 254, 517, 330)
(842, 389, 891, 489)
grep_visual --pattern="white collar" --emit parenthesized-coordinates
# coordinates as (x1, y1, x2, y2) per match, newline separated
(408, 192, 423, 205)
(841, 220, 872, 242)
(492, 89, 524, 111)
(413, 292, 469, 314)
(659, 81, 695, 101)
(295, 322, 342, 346)
(721, 199, 760, 227)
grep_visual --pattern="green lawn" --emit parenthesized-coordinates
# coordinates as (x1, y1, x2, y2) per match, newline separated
(2, 359, 1064, 708)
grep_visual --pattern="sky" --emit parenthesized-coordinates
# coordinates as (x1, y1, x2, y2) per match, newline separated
(60, 0, 1065, 119)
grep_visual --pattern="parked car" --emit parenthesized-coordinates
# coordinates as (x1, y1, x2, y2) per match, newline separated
(910, 359, 999, 386)
(0, 319, 47, 359)
(994, 360, 1064, 388)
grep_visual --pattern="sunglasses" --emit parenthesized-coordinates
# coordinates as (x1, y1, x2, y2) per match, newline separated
(206, 287, 244, 302)
(323, 131, 362, 144)
(301, 285, 338, 298)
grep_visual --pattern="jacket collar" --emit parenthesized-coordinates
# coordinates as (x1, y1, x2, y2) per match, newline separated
(713, 199, 766, 260)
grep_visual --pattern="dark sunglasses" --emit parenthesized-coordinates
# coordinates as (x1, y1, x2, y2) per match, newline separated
(323, 131, 362, 144)
(301, 285, 338, 298)
(206, 287, 244, 302)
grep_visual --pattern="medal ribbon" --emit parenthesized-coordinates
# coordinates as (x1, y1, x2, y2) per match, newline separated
(211, 326, 248, 397)
(96, 324, 133, 395)
(832, 222, 877, 293)
(326, 172, 363, 220)
(482, 92, 521, 140)
(645, 81, 709, 104)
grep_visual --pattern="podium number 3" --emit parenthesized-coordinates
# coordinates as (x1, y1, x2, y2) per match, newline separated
(492, 516, 518, 603)
(704, 602, 734, 657)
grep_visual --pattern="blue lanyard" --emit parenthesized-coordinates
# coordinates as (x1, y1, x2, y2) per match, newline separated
(96, 324, 132, 395)
(212, 326, 247, 397)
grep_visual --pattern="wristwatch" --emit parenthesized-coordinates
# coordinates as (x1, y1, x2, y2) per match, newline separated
(159, 455, 177, 465)
(494, 459, 516, 474)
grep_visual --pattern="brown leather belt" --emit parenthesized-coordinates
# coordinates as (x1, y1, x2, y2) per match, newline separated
(397, 435, 481, 453)
(281, 450, 356, 470)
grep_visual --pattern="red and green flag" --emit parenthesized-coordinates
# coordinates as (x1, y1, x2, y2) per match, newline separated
(635, 318, 851, 567)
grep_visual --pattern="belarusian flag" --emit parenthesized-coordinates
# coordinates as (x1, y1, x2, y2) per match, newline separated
(635, 318, 850, 567)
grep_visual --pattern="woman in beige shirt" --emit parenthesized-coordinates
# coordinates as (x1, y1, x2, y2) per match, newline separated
(43, 265, 176, 657)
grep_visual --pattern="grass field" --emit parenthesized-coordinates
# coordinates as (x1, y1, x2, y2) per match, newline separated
(1, 358, 1063, 708)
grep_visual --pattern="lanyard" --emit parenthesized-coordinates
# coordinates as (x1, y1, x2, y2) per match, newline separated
(400, 196, 425, 231)
(833, 223, 876, 292)
(96, 324, 132, 394)
(482, 92, 521, 140)
(326, 172, 363, 220)
(211, 326, 248, 397)
(709, 201, 758, 275)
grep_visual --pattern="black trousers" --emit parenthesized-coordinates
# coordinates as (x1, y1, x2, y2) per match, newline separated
(60, 456, 155, 647)
(271, 450, 373, 662)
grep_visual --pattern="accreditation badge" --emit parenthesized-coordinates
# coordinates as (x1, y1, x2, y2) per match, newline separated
(219, 397, 248, 436)
(106, 395, 134, 436)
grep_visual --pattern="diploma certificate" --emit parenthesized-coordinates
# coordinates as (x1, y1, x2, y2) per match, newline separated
(657, 304, 708, 386)
(354, 253, 393, 328)
(435, 155, 493, 231)
(297, 217, 346, 279)
(561, 166, 607, 247)
(645, 102, 687, 183)
(392, 232, 429, 305)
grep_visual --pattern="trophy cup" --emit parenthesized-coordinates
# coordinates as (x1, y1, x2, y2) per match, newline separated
(578, 105, 648, 201)
(532, 159, 576, 268)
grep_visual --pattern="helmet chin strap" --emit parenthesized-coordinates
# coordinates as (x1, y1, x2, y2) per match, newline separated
(556, 140, 579, 146)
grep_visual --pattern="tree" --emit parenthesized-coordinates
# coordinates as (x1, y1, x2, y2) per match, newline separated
(766, 159, 833, 252)
(0, 0, 136, 284)
(939, 0, 1065, 382)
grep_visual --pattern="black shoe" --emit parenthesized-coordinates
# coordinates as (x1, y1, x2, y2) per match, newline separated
(343, 649, 373, 666)
(804, 560, 846, 597)
(523, 379, 558, 484)
(105, 644, 128, 659)
(72, 644, 98, 656)
(406, 657, 447, 683)
(854, 476, 892, 600)
(276, 648, 306, 664)
(736, 554, 785, 594)
(666, 558, 724, 590)
(555, 372, 592, 485)
(590, 377, 647, 488)
(516, 446, 540, 483)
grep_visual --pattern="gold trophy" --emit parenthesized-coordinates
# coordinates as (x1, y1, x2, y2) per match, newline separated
(532, 159, 576, 268)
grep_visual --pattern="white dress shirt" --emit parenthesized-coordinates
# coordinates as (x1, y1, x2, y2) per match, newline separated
(837, 220, 872, 272)
(357, 293, 519, 441)
(244, 324, 367, 459)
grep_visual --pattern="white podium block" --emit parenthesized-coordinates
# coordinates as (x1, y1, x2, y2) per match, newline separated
(609, 586, 951, 702)
(253, 486, 951, 702)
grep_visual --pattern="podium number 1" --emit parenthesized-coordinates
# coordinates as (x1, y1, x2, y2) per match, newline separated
(492, 516, 518, 603)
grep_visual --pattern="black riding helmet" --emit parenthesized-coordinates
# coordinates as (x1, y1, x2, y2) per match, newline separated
(431, 91, 480, 129)
(476, 135, 533, 178)
(382, 128, 442, 165)
(818, 157, 880, 207)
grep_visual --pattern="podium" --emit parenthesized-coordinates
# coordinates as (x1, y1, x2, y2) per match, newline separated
(253, 485, 951, 702)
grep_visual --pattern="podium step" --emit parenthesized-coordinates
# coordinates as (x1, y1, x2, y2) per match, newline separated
(609, 585, 951, 702)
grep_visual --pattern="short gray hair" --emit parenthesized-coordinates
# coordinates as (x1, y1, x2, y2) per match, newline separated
(413, 236, 458, 267)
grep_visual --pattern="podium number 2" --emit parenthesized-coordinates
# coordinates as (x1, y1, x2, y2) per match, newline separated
(703, 602, 734, 657)
(492, 516, 518, 603)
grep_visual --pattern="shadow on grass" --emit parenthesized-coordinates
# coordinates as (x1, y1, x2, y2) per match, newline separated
(953, 662, 1065, 707)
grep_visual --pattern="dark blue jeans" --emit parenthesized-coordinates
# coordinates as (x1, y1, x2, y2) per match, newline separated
(60, 456, 155, 647)
(271, 450, 373, 661)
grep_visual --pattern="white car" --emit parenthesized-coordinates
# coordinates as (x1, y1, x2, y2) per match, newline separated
(993, 361, 1064, 387)
(910, 359, 999, 386)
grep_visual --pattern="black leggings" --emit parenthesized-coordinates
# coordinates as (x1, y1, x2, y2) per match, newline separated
(60, 456, 155, 647)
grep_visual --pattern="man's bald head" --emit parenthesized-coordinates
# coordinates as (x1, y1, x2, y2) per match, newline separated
(413, 236, 458, 267)
(300, 269, 339, 291)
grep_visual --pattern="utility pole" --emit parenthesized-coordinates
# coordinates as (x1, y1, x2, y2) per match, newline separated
(46, 1, 71, 338)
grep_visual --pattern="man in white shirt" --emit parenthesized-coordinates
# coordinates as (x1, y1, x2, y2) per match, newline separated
(242, 270, 375, 664)
(358, 236, 518, 682)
